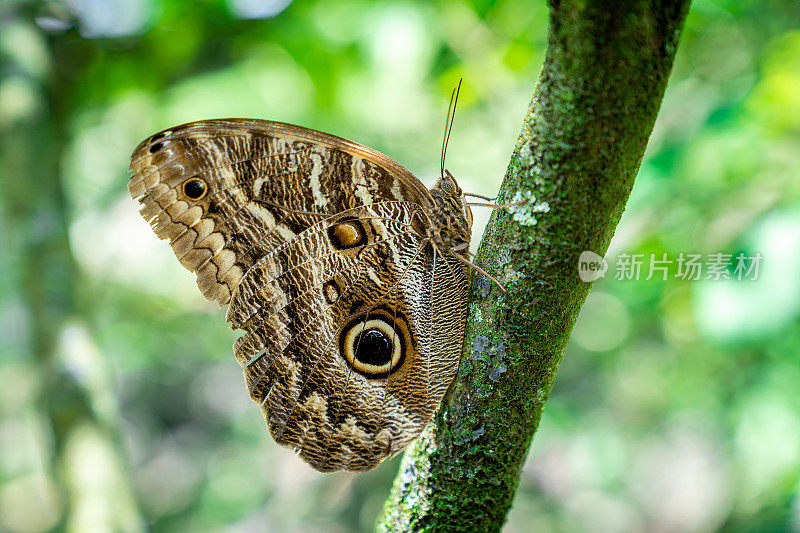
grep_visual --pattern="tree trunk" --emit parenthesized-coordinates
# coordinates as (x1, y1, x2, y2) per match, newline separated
(378, 1, 692, 530)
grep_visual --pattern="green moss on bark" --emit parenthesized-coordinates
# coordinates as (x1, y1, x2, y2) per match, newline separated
(378, 1, 691, 531)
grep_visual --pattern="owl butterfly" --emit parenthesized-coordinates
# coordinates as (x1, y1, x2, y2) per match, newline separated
(129, 85, 496, 472)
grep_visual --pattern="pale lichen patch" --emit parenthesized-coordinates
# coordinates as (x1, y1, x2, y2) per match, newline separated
(508, 190, 551, 226)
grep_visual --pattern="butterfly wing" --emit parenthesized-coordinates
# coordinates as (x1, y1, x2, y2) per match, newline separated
(129, 119, 469, 471)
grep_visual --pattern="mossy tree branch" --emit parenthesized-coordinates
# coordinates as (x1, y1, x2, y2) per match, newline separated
(379, 1, 691, 530)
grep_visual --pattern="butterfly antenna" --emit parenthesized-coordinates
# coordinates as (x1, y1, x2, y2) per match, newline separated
(440, 78, 462, 179)
(441, 87, 455, 179)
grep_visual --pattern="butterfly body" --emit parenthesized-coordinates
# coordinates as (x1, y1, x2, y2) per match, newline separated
(130, 119, 471, 472)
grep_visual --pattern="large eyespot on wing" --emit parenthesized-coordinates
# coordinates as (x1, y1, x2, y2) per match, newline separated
(339, 308, 407, 378)
(347, 326, 399, 375)
(128, 119, 435, 306)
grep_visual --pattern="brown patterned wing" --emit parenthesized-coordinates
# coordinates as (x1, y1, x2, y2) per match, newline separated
(229, 201, 470, 471)
(129, 119, 469, 472)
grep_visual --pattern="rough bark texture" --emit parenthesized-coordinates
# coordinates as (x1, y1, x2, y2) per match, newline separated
(378, 1, 691, 531)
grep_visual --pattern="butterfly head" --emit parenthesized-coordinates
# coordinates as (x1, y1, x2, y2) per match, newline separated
(429, 169, 473, 253)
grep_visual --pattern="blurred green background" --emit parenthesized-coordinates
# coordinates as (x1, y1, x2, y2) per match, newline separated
(1, 0, 799, 531)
